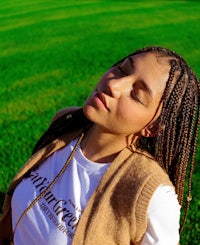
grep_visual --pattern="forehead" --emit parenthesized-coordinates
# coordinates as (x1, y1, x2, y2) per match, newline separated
(127, 52, 170, 83)
(129, 52, 170, 70)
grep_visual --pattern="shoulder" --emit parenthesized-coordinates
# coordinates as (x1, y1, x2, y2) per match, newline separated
(115, 146, 172, 188)
(32, 106, 87, 154)
(128, 146, 171, 184)
(50, 106, 82, 124)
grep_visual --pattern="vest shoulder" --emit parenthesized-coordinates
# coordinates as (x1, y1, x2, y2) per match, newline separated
(127, 146, 171, 183)
(51, 106, 82, 124)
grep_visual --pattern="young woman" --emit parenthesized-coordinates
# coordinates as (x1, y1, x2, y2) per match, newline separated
(0, 46, 199, 245)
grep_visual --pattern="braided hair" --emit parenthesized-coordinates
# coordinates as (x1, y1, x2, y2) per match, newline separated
(116, 46, 200, 232)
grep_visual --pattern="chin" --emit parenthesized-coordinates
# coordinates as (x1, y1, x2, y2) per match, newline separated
(84, 105, 103, 127)
(83, 104, 95, 121)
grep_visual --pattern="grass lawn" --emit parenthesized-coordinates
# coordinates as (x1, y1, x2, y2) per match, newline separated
(0, 0, 200, 244)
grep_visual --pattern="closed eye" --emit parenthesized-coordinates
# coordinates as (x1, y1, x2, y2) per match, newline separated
(131, 88, 144, 105)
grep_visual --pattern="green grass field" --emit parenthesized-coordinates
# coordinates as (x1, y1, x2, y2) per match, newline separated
(0, 0, 200, 244)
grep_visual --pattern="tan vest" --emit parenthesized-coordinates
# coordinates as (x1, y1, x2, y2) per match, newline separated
(0, 108, 174, 245)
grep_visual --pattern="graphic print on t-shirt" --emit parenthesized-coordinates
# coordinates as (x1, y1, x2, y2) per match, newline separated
(30, 169, 81, 239)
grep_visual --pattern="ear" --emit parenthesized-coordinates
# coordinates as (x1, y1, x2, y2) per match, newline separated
(140, 120, 160, 138)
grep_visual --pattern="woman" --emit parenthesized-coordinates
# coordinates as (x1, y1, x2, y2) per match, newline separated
(0, 46, 199, 245)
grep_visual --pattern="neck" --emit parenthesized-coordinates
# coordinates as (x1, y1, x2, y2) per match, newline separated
(81, 125, 137, 163)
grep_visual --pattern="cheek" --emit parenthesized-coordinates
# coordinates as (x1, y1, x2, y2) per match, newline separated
(116, 103, 142, 125)
(115, 102, 154, 130)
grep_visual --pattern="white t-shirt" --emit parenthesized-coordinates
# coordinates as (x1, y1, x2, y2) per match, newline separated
(12, 139, 180, 245)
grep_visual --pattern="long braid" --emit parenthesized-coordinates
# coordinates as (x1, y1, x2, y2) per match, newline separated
(127, 46, 200, 232)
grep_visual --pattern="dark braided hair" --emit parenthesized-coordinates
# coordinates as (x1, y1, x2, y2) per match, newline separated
(115, 46, 200, 232)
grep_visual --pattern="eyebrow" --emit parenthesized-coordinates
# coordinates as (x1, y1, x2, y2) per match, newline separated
(127, 57, 134, 70)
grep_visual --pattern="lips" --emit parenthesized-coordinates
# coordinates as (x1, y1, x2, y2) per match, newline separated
(94, 91, 109, 111)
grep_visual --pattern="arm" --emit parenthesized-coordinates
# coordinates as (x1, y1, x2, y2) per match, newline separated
(141, 185, 181, 245)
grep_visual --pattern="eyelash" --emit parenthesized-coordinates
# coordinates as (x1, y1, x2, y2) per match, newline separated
(131, 87, 144, 105)
(117, 66, 144, 105)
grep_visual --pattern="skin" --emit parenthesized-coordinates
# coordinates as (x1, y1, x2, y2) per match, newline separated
(82, 52, 170, 163)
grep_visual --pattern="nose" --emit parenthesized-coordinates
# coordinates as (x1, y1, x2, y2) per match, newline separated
(105, 78, 126, 98)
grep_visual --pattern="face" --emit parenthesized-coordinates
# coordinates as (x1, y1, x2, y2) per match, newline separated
(83, 52, 170, 139)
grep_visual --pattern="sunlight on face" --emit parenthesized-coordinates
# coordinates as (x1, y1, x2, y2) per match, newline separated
(83, 52, 170, 138)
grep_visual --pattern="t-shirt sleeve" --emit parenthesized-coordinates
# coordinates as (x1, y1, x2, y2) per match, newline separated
(140, 185, 181, 245)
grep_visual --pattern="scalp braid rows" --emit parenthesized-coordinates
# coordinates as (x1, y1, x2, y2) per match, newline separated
(132, 46, 200, 232)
